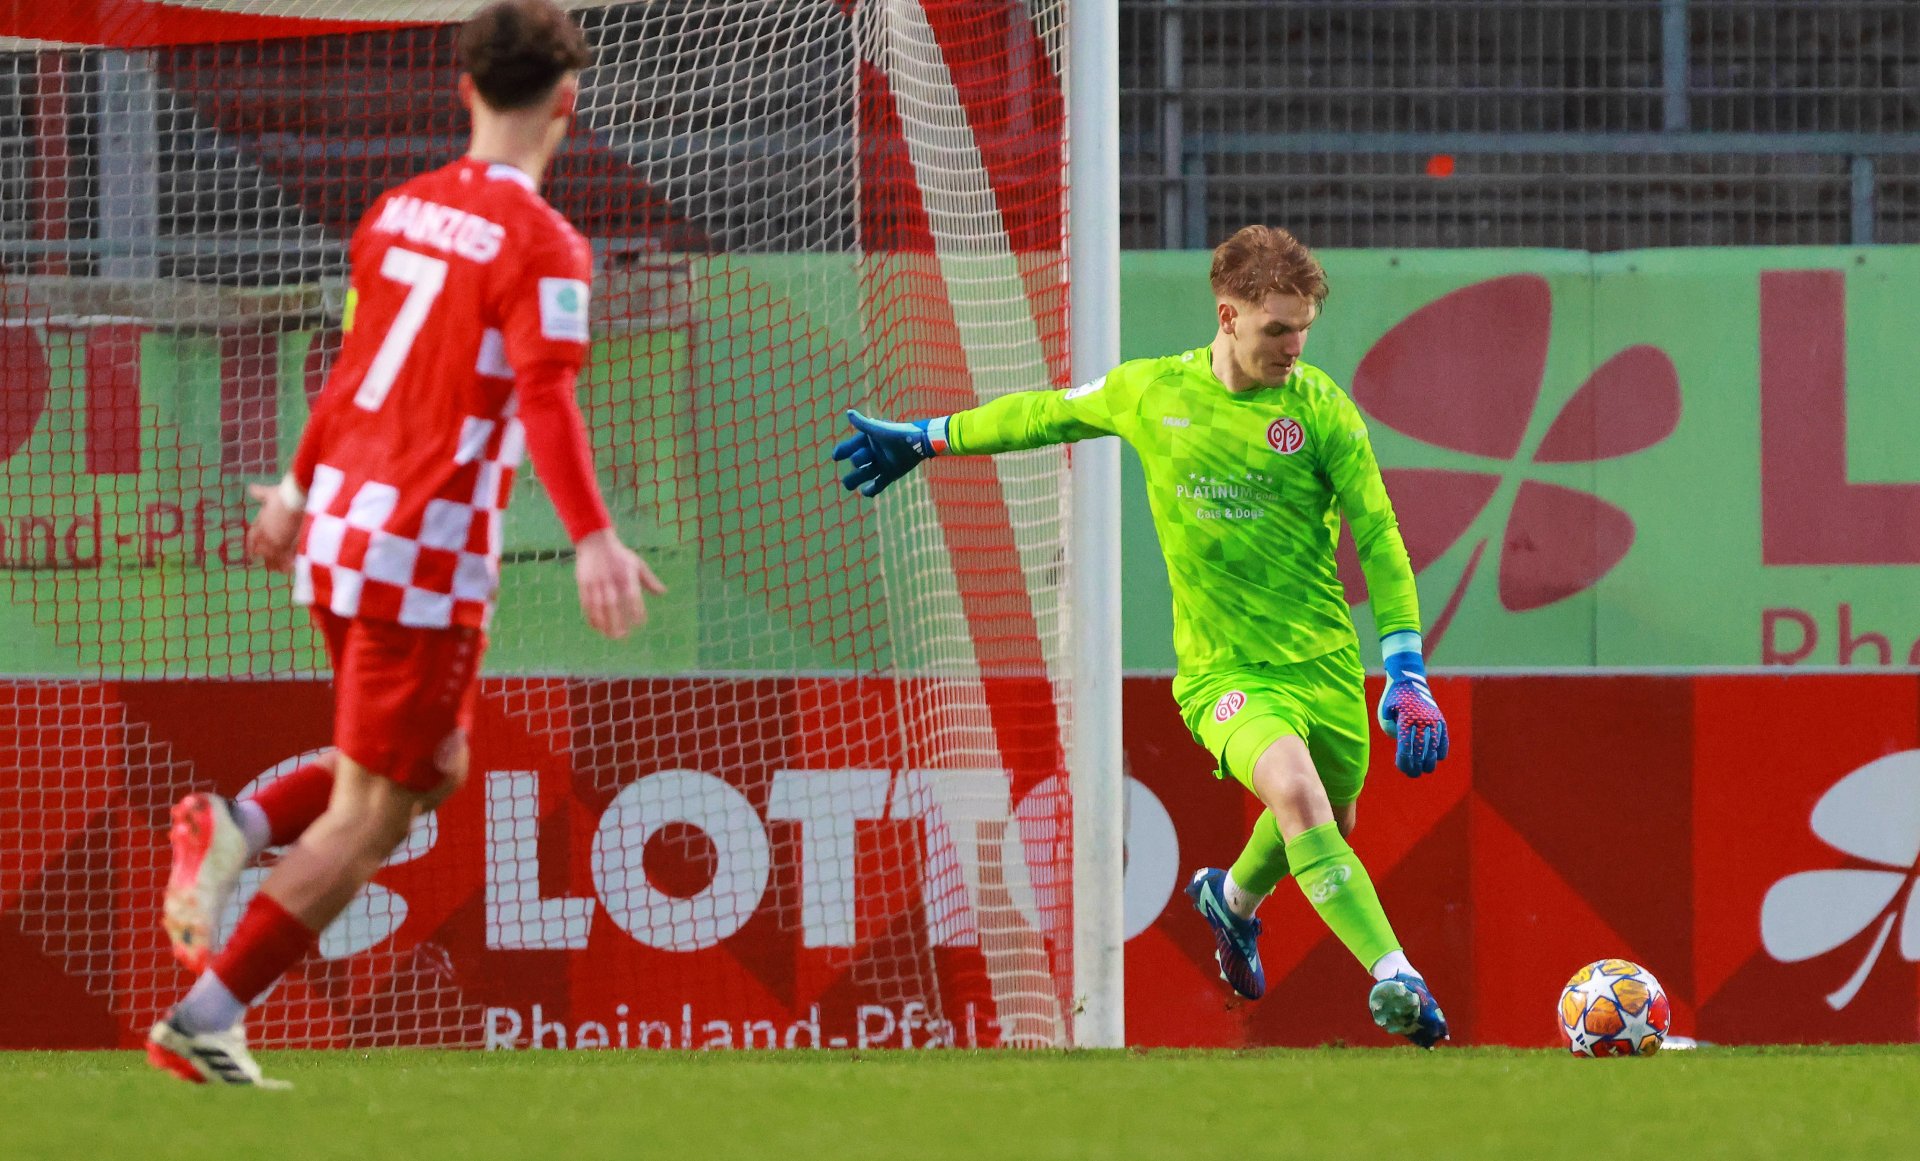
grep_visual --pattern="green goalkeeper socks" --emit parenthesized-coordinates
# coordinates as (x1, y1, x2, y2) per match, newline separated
(1284, 821, 1402, 972)
(1226, 816, 1407, 974)
(1227, 809, 1291, 898)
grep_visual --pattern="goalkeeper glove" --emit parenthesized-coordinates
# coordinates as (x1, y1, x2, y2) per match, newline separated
(1376, 630, 1448, 777)
(834, 409, 949, 497)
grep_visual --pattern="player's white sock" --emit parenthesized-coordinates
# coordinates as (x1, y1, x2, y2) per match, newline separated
(232, 799, 272, 860)
(1369, 949, 1416, 982)
(172, 971, 245, 1035)
(1223, 870, 1266, 920)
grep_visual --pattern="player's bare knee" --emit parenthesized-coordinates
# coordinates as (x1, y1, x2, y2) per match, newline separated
(1256, 772, 1322, 827)
(1334, 801, 1358, 838)
(1249, 736, 1332, 831)
(1251, 739, 1313, 794)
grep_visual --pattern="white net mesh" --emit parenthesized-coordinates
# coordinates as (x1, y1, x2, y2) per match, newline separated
(0, 0, 1075, 1050)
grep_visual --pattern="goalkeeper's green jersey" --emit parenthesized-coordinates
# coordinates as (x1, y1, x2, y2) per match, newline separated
(946, 345, 1420, 673)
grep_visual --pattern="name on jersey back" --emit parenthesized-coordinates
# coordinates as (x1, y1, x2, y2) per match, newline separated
(373, 194, 506, 263)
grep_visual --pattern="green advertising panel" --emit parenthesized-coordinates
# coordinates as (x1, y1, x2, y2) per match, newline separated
(0, 254, 882, 680)
(5, 248, 1918, 675)
(1119, 247, 1920, 671)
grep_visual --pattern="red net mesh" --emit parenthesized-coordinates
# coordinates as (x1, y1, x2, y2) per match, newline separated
(0, 1, 1076, 1050)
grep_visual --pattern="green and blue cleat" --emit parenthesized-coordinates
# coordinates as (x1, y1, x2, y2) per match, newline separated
(1369, 971, 1449, 1048)
(1185, 868, 1265, 1000)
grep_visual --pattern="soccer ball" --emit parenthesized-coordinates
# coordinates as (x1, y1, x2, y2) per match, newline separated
(1557, 959, 1671, 1057)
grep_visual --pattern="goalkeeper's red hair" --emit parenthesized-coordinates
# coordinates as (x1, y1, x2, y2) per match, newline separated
(1209, 225, 1329, 309)
(1207, 225, 1326, 391)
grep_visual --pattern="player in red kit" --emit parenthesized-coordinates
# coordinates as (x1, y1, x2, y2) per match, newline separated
(147, 0, 662, 1086)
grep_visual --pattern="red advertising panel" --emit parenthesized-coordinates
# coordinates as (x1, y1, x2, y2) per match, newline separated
(3, 674, 1917, 1050)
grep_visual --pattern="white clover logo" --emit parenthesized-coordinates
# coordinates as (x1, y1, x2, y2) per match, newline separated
(1760, 751, 1920, 1009)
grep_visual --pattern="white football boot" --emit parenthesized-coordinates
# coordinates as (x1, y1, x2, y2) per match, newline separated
(147, 1018, 290, 1089)
(162, 793, 249, 973)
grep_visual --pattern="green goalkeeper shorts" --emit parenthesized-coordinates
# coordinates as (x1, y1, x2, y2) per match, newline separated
(1172, 644, 1371, 806)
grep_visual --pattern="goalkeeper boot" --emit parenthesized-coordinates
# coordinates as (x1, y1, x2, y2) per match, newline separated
(147, 1016, 289, 1089)
(1369, 971, 1449, 1048)
(163, 793, 248, 973)
(1185, 868, 1266, 1000)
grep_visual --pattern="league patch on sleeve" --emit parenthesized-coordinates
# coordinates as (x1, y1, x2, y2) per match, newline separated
(537, 277, 591, 342)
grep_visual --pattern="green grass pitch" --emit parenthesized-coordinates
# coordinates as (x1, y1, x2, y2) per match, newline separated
(3, 1046, 1914, 1160)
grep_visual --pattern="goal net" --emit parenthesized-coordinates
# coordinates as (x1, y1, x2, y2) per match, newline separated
(0, 0, 1084, 1051)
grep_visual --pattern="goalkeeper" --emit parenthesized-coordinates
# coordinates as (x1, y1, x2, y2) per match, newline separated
(833, 225, 1449, 1047)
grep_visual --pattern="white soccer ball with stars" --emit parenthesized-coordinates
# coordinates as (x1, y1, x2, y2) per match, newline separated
(1557, 958, 1672, 1057)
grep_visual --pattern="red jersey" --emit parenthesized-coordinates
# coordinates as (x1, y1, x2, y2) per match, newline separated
(291, 158, 607, 630)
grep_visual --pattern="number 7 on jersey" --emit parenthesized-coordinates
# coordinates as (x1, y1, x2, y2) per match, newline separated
(354, 246, 449, 412)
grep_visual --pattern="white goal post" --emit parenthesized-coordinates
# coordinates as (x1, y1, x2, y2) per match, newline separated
(1067, 0, 1123, 1049)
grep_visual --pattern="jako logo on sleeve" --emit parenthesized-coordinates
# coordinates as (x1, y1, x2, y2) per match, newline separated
(539, 278, 591, 342)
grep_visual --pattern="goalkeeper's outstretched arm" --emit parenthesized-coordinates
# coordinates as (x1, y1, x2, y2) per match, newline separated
(833, 376, 1128, 497)
(1320, 394, 1449, 777)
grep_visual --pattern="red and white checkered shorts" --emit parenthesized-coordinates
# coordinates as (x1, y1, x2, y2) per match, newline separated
(313, 609, 486, 793)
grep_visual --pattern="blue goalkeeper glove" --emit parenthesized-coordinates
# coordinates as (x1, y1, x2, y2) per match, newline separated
(1376, 630, 1448, 776)
(834, 409, 949, 497)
